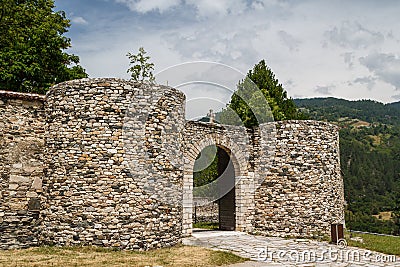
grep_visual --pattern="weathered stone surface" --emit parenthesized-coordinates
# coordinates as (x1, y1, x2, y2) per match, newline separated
(31, 177, 42, 191)
(0, 91, 45, 249)
(182, 120, 344, 238)
(0, 78, 345, 250)
(252, 121, 345, 238)
(42, 78, 185, 250)
(193, 202, 218, 223)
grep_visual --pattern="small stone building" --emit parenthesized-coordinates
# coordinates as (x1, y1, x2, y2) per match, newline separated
(0, 78, 345, 249)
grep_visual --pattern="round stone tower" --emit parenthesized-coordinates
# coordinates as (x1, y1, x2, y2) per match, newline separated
(42, 78, 185, 249)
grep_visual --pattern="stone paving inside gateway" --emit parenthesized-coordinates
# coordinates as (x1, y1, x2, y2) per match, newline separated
(182, 229, 400, 267)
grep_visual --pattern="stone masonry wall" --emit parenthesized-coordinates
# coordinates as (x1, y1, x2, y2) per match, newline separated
(0, 91, 45, 249)
(193, 202, 218, 223)
(41, 78, 185, 250)
(183, 120, 344, 238)
(253, 120, 345, 238)
(0, 79, 345, 249)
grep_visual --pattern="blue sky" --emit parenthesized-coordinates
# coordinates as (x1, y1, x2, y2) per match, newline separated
(55, 0, 400, 107)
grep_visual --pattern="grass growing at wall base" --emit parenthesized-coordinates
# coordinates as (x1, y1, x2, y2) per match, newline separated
(346, 232, 400, 256)
(0, 245, 247, 267)
(193, 222, 219, 230)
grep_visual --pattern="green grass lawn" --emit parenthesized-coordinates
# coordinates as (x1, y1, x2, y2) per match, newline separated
(0, 245, 247, 267)
(347, 232, 400, 256)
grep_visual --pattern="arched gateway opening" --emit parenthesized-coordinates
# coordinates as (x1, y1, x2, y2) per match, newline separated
(182, 121, 254, 237)
(192, 145, 236, 231)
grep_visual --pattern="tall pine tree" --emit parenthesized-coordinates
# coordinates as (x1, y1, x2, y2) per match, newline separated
(219, 60, 306, 127)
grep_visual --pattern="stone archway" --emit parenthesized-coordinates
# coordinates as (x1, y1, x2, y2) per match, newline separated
(182, 121, 253, 236)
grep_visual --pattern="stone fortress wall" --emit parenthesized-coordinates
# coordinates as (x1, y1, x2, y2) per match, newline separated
(41, 79, 185, 249)
(0, 78, 345, 249)
(0, 91, 45, 249)
(253, 121, 344, 237)
(184, 120, 344, 238)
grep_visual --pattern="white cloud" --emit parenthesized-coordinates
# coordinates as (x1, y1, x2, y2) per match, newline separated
(392, 94, 400, 100)
(342, 52, 354, 68)
(314, 85, 335, 95)
(115, 0, 181, 13)
(325, 21, 384, 49)
(58, 0, 400, 103)
(71, 16, 88, 25)
(252, 0, 290, 9)
(352, 76, 376, 90)
(186, 0, 247, 17)
(277, 30, 301, 51)
(359, 52, 400, 90)
(115, 0, 248, 17)
(161, 19, 262, 69)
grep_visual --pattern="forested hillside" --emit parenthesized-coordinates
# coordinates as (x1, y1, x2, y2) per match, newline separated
(295, 98, 400, 235)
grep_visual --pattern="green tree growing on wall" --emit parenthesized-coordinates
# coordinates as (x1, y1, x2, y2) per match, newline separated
(126, 47, 155, 82)
(219, 60, 307, 127)
(0, 0, 87, 94)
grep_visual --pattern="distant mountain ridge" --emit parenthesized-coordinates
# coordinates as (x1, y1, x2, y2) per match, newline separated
(388, 101, 400, 109)
(294, 97, 400, 126)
